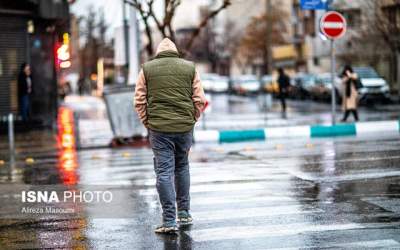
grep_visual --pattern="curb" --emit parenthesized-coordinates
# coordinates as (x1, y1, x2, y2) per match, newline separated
(194, 120, 400, 143)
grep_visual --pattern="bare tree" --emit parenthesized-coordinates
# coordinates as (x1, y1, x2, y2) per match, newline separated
(79, 6, 111, 80)
(125, 0, 231, 57)
(238, 5, 288, 74)
(346, 0, 400, 95)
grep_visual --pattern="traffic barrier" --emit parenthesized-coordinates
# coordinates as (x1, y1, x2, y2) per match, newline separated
(194, 120, 400, 143)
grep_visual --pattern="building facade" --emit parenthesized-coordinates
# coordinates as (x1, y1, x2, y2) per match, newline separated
(0, 0, 72, 125)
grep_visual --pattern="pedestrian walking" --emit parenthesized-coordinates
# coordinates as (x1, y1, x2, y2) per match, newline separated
(340, 65, 360, 122)
(18, 63, 33, 122)
(78, 78, 85, 96)
(277, 68, 290, 115)
(134, 38, 207, 234)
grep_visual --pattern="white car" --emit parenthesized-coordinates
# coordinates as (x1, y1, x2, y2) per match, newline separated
(201, 73, 229, 93)
(201, 73, 219, 92)
(353, 67, 390, 101)
(232, 75, 261, 94)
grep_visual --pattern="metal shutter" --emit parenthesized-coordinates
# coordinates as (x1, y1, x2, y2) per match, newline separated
(0, 15, 27, 116)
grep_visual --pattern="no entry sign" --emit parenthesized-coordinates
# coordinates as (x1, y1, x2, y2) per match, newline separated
(320, 12, 347, 125)
(320, 11, 347, 39)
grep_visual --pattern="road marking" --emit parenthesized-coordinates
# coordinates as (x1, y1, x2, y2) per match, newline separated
(362, 197, 400, 213)
(268, 239, 400, 250)
(190, 195, 301, 206)
(187, 222, 400, 242)
(256, 155, 400, 176)
(191, 205, 322, 221)
(138, 182, 299, 196)
(130, 173, 291, 187)
(285, 169, 400, 182)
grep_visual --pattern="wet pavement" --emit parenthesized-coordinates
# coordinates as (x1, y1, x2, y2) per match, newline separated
(0, 95, 399, 249)
(0, 132, 400, 249)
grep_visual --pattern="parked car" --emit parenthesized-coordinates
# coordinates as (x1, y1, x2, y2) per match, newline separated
(201, 73, 218, 92)
(262, 75, 279, 95)
(212, 76, 229, 93)
(201, 73, 229, 93)
(290, 73, 317, 99)
(311, 73, 342, 102)
(352, 67, 390, 102)
(232, 75, 261, 95)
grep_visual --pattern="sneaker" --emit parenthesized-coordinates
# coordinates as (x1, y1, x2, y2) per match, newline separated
(177, 210, 193, 225)
(154, 223, 178, 234)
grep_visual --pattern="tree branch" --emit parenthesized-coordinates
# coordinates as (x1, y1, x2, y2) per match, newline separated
(146, 0, 166, 37)
(184, 0, 231, 52)
(163, 0, 181, 41)
(125, 0, 154, 55)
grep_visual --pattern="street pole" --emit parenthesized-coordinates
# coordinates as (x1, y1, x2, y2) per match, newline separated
(8, 114, 15, 165)
(265, 0, 272, 74)
(397, 50, 400, 102)
(330, 39, 336, 125)
(122, 0, 130, 84)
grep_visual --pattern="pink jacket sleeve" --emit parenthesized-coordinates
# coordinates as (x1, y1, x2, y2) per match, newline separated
(192, 70, 207, 121)
(134, 69, 148, 127)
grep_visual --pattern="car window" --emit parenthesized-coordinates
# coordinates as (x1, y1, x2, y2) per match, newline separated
(242, 80, 259, 84)
(303, 76, 316, 85)
(354, 68, 379, 78)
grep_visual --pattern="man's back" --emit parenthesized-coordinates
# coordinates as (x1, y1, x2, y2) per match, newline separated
(143, 51, 196, 133)
(134, 38, 206, 133)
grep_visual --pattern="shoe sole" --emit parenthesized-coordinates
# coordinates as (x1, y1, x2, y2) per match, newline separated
(154, 227, 178, 234)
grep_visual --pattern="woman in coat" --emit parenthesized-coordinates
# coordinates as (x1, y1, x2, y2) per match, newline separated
(340, 65, 359, 122)
(18, 63, 33, 121)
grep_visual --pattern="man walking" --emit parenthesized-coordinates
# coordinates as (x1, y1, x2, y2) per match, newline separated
(277, 67, 290, 116)
(134, 38, 207, 233)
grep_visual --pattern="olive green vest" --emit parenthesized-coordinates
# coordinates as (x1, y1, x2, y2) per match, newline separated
(143, 50, 196, 133)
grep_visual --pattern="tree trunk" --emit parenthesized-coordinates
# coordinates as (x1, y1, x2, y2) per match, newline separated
(397, 50, 400, 100)
(263, 49, 269, 75)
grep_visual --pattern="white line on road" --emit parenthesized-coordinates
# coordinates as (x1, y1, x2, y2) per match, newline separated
(267, 239, 400, 250)
(190, 195, 300, 206)
(137, 181, 313, 196)
(285, 169, 400, 182)
(187, 222, 400, 242)
(191, 205, 322, 221)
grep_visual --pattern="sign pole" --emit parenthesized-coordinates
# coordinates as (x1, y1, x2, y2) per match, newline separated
(320, 11, 346, 124)
(330, 39, 336, 125)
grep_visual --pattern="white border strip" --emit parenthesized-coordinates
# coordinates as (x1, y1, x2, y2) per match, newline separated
(194, 130, 219, 142)
(193, 120, 399, 142)
(356, 121, 398, 134)
(265, 125, 310, 138)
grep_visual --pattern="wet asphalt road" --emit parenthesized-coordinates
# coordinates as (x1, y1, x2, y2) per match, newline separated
(0, 95, 399, 249)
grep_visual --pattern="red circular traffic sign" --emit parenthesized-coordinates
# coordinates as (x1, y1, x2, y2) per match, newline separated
(320, 11, 347, 39)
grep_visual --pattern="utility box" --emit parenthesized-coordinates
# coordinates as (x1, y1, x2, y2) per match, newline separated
(103, 85, 147, 139)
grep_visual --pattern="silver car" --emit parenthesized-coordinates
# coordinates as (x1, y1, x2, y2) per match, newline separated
(353, 67, 390, 101)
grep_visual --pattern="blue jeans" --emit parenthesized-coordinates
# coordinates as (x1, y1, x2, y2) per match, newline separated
(149, 129, 193, 225)
(20, 95, 30, 121)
